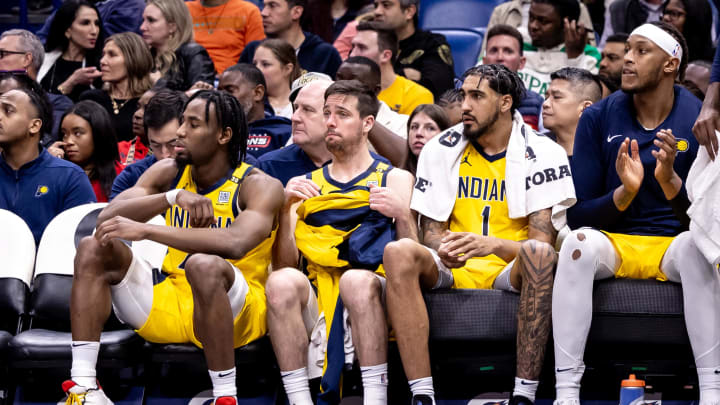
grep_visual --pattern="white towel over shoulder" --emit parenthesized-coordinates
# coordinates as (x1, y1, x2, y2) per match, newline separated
(410, 111, 576, 230)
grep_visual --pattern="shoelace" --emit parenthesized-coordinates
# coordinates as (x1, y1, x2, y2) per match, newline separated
(65, 391, 86, 405)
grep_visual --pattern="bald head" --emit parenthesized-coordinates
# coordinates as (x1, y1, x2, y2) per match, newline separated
(336, 57, 382, 95)
(292, 80, 333, 146)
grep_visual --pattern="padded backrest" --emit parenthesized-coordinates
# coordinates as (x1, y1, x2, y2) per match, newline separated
(32, 203, 167, 328)
(432, 28, 485, 78)
(35, 203, 108, 277)
(0, 209, 36, 285)
(419, 0, 506, 31)
(0, 209, 35, 328)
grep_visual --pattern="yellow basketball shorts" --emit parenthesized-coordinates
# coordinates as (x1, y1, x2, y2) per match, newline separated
(601, 232, 675, 281)
(135, 273, 267, 348)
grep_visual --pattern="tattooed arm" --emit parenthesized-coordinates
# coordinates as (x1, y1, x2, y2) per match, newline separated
(528, 208, 557, 245)
(420, 215, 447, 251)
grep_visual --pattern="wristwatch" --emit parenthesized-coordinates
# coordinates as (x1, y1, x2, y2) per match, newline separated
(57, 84, 67, 95)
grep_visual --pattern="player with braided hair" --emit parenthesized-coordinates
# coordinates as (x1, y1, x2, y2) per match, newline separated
(383, 64, 574, 405)
(64, 89, 284, 405)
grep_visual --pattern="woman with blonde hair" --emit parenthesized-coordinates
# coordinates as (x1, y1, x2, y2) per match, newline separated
(80, 32, 154, 141)
(253, 38, 302, 119)
(140, 0, 216, 90)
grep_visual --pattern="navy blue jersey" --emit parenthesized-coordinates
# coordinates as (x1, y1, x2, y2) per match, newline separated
(110, 155, 157, 200)
(568, 85, 700, 236)
(257, 144, 324, 187)
(0, 149, 96, 245)
(712, 44, 720, 83)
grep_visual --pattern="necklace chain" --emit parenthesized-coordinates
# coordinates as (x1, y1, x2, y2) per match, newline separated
(111, 97, 129, 115)
(202, 0, 230, 34)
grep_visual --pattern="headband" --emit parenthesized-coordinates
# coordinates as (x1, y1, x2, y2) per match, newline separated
(630, 24, 683, 62)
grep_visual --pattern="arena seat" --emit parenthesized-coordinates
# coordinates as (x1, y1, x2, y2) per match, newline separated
(419, 0, 507, 32)
(0, 209, 36, 402)
(8, 203, 166, 402)
(432, 28, 485, 78)
(421, 278, 693, 399)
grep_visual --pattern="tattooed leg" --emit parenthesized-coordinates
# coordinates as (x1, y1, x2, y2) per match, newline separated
(513, 239, 557, 380)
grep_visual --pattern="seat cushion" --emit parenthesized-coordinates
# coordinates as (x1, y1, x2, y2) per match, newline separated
(425, 288, 518, 341)
(9, 329, 143, 368)
(424, 279, 687, 344)
(589, 278, 688, 345)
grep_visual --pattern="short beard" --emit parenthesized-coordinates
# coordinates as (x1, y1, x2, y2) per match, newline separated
(463, 107, 499, 141)
(175, 153, 193, 166)
(622, 67, 664, 95)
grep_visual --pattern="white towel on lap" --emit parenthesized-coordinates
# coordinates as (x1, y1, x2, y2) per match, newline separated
(411, 111, 576, 230)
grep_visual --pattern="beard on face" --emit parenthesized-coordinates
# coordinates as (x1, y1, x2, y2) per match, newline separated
(463, 106, 500, 141)
(622, 64, 665, 95)
(326, 129, 364, 154)
(174, 151, 193, 166)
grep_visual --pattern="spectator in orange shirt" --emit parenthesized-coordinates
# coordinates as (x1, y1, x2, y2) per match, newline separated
(186, 0, 265, 75)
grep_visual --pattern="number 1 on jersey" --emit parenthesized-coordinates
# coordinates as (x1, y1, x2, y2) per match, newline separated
(481, 205, 490, 236)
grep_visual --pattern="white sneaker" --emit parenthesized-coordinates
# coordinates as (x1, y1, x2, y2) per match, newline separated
(60, 380, 114, 405)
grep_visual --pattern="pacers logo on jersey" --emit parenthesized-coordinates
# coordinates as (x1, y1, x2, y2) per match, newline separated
(35, 185, 49, 197)
(676, 138, 689, 152)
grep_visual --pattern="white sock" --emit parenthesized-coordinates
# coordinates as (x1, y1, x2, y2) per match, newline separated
(698, 367, 720, 404)
(513, 377, 539, 402)
(70, 341, 99, 389)
(408, 377, 435, 402)
(555, 364, 585, 401)
(361, 363, 388, 405)
(209, 367, 237, 398)
(280, 368, 312, 405)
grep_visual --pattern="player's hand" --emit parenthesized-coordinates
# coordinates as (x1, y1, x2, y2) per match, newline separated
(652, 129, 678, 184)
(403, 67, 422, 81)
(95, 216, 148, 245)
(437, 231, 496, 268)
(175, 190, 215, 228)
(368, 184, 407, 219)
(563, 18, 587, 59)
(615, 137, 644, 194)
(284, 176, 320, 206)
(47, 141, 66, 159)
(692, 103, 720, 161)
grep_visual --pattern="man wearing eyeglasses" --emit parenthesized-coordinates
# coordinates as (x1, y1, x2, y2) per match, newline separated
(0, 29, 72, 144)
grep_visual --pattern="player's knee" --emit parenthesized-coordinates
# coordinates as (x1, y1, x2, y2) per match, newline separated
(73, 236, 106, 277)
(518, 239, 556, 284)
(185, 254, 231, 293)
(383, 238, 423, 281)
(265, 268, 306, 311)
(560, 230, 597, 262)
(339, 270, 382, 308)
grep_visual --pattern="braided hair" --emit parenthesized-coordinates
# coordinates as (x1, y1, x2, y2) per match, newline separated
(186, 90, 248, 167)
(461, 64, 527, 113)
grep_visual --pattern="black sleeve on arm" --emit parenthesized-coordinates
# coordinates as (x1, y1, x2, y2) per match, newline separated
(184, 45, 216, 86)
(566, 106, 624, 229)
